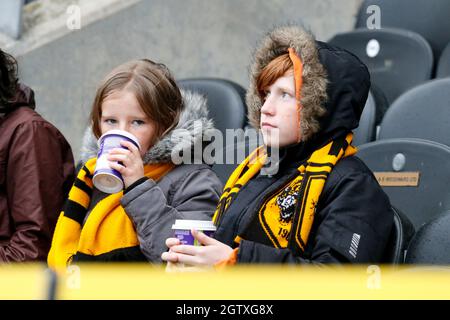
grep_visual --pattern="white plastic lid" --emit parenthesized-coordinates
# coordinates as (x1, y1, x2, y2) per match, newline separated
(93, 172, 123, 194)
(171, 219, 216, 231)
(98, 129, 141, 150)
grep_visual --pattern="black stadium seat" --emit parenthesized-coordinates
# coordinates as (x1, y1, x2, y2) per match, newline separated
(378, 78, 450, 147)
(357, 138, 450, 230)
(381, 207, 415, 264)
(353, 90, 377, 146)
(405, 211, 450, 264)
(355, 0, 450, 63)
(178, 78, 248, 135)
(436, 42, 450, 79)
(329, 28, 433, 105)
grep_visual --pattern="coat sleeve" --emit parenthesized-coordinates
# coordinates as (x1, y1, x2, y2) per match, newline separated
(1, 120, 74, 262)
(121, 166, 222, 262)
(237, 162, 394, 265)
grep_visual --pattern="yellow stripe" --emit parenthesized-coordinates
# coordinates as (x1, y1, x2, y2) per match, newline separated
(77, 192, 139, 255)
(233, 236, 243, 244)
(305, 165, 333, 173)
(68, 186, 90, 209)
(3, 264, 450, 300)
(295, 175, 327, 250)
(47, 265, 450, 300)
(77, 162, 174, 256)
(47, 213, 82, 270)
(48, 159, 175, 269)
(215, 133, 357, 254)
(213, 146, 266, 223)
(84, 177, 93, 189)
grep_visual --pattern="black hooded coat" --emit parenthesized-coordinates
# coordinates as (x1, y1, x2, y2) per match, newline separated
(214, 26, 393, 264)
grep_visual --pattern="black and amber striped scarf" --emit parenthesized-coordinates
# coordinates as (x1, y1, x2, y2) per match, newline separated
(213, 133, 356, 255)
(48, 158, 174, 270)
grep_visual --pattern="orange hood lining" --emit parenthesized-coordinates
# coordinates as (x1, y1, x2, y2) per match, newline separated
(288, 47, 303, 142)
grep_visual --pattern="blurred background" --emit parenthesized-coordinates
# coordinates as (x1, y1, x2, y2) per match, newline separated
(0, 0, 361, 161)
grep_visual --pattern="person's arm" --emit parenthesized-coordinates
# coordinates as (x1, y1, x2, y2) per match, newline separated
(163, 164, 394, 266)
(1, 120, 74, 262)
(237, 167, 394, 264)
(121, 166, 222, 262)
(161, 228, 338, 267)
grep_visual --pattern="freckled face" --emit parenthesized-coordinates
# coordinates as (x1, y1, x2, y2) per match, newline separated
(260, 73, 300, 147)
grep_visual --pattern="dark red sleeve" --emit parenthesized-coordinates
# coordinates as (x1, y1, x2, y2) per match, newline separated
(0, 119, 74, 262)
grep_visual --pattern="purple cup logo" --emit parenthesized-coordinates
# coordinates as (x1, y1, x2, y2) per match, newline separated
(172, 220, 216, 245)
(93, 129, 140, 194)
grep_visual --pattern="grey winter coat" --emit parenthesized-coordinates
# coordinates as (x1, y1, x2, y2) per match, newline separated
(79, 90, 223, 262)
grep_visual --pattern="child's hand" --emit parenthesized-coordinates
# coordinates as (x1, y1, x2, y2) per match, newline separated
(161, 229, 233, 267)
(107, 140, 144, 189)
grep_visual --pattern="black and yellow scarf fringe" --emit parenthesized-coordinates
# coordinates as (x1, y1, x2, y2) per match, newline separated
(47, 158, 174, 270)
(213, 133, 356, 255)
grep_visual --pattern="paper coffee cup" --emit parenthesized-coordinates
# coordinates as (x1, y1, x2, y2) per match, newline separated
(171, 220, 216, 245)
(93, 129, 140, 193)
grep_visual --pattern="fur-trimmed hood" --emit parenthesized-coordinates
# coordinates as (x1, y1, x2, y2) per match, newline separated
(79, 90, 215, 164)
(247, 25, 370, 143)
